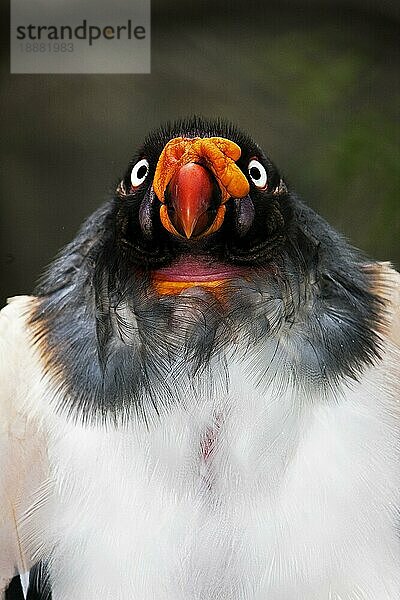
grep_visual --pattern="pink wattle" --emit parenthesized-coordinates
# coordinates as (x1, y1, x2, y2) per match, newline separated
(153, 256, 246, 282)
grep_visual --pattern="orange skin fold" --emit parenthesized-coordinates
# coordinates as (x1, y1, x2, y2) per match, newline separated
(152, 278, 227, 296)
(153, 136, 250, 204)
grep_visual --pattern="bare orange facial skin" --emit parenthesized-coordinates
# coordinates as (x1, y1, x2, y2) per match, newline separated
(152, 277, 227, 297)
(153, 136, 250, 203)
(153, 136, 250, 240)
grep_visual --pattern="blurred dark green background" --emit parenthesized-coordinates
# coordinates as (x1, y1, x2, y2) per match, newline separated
(1, 0, 399, 306)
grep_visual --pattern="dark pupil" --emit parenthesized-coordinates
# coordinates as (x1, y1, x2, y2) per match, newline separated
(137, 164, 148, 179)
(250, 166, 261, 180)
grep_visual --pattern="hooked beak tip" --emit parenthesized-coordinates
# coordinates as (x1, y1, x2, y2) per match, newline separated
(183, 227, 194, 239)
(181, 210, 197, 239)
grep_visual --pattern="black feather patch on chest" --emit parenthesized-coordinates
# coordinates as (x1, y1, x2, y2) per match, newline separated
(28, 119, 385, 424)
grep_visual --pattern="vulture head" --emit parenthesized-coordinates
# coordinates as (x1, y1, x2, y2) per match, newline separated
(115, 118, 289, 296)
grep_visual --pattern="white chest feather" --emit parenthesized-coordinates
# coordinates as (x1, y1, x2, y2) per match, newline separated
(22, 352, 400, 600)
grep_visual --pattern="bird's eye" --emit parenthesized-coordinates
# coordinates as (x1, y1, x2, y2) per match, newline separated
(131, 158, 150, 188)
(248, 159, 268, 190)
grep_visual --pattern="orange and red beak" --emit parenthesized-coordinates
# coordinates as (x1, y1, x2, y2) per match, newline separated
(167, 162, 215, 239)
(153, 136, 250, 239)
